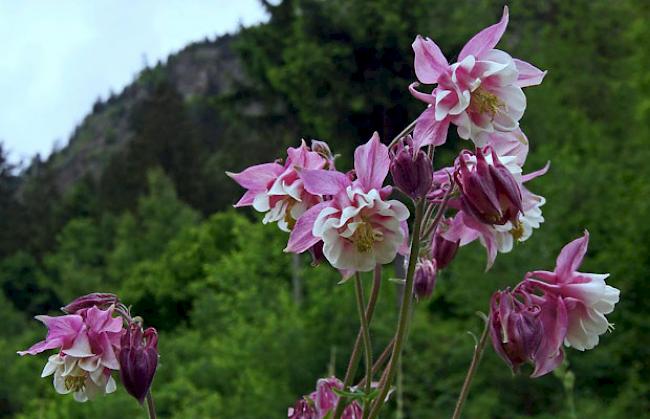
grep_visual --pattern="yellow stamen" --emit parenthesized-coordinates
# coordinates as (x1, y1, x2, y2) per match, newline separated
(470, 88, 502, 116)
(283, 199, 298, 230)
(64, 375, 86, 392)
(510, 221, 525, 241)
(352, 221, 381, 253)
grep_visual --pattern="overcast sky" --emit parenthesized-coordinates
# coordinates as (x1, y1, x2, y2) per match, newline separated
(0, 1, 267, 165)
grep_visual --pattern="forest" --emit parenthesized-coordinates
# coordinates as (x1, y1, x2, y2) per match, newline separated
(1, 0, 649, 417)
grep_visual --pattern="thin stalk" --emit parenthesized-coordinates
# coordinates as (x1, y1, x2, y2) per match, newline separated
(451, 320, 490, 419)
(367, 199, 425, 419)
(146, 390, 157, 419)
(420, 181, 455, 241)
(355, 337, 395, 389)
(388, 119, 418, 149)
(354, 273, 373, 397)
(333, 265, 383, 419)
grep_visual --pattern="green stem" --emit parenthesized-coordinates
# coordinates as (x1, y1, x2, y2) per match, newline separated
(388, 119, 418, 149)
(451, 319, 490, 419)
(354, 274, 373, 393)
(333, 265, 383, 419)
(146, 390, 157, 419)
(355, 337, 394, 389)
(367, 199, 425, 419)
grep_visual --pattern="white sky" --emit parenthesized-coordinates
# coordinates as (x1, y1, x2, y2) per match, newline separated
(0, 1, 268, 165)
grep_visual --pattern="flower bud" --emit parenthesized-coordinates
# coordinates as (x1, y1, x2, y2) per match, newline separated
(61, 293, 119, 314)
(489, 289, 543, 373)
(390, 136, 433, 199)
(431, 230, 459, 270)
(414, 259, 437, 300)
(119, 323, 159, 404)
(455, 147, 522, 226)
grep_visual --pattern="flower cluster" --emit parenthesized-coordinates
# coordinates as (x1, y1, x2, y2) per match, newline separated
(288, 377, 363, 419)
(490, 232, 620, 376)
(18, 293, 159, 406)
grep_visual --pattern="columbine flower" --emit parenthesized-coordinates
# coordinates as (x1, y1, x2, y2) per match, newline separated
(18, 305, 123, 402)
(285, 133, 409, 273)
(455, 147, 523, 226)
(288, 377, 363, 419)
(442, 148, 549, 269)
(409, 6, 546, 147)
(119, 323, 159, 404)
(489, 288, 544, 374)
(389, 135, 433, 199)
(524, 231, 621, 351)
(227, 140, 329, 231)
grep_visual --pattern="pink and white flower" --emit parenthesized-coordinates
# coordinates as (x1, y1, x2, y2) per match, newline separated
(442, 147, 549, 269)
(227, 140, 330, 232)
(524, 231, 620, 351)
(288, 376, 363, 419)
(285, 134, 409, 273)
(409, 6, 546, 148)
(18, 305, 123, 402)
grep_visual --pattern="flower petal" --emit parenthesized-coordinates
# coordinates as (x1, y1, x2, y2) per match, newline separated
(459, 6, 509, 61)
(555, 231, 590, 280)
(412, 35, 449, 84)
(354, 132, 390, 191)
(513, 58, 547, 87)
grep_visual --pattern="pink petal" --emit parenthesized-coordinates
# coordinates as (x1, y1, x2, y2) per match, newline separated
(531, 295, 567, 377)
(555, 231, 590, 280)
(408, 82, 437, 105)
(514, 58, 547, 87)
(413, 107, 450, 149)
(521, 161, 550, 183)
(233, 190, 259, 208)
(412, 35, 449, 84)
(301, 169, 350, 196)
(459, 6, 509, 61)
(226, 163, 284, 190)
(285, 201, 333, 253)
(354, 132, 390, 191)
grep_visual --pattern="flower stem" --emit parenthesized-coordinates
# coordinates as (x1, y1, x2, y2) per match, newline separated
(333, 265, 383, 419)
(146, 390, 157, 419)
(366, 199, 425, 419)
(388, 119, 418, 149)
(354, 273, 373, 394)
(451, 319, 490, 419)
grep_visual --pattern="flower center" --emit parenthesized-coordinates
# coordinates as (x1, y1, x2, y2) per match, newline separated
(470, 88, 502, 116)
(283, 198, 298, 230)
(510, 220, 525, 241)
(352, 221, 382, 253)
(64, 375, 86, 392)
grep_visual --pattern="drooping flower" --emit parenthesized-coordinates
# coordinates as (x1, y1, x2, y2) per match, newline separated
(285, 133, 409, 273)
(455, 147, 523, 226)
(409, 6, 546, 148)
(18, 305, 123, 402)
(389, 135, 433, 199)
(524, 231, 620, 351)
(489, 288, 544, 373)
(227, 140, 330, 232)
(119, 323, 159, 404)
(442, 149, 549, 269)
(430, 221, 460, 270)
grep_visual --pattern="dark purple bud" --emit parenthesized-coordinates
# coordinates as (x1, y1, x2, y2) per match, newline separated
(455, 147, 523, 226)
(119, 323, 159, 404)
(432, 230, 459, 270)
(489, 289, 543, 373)
(288, 398, 316, 419)
(390, 136, 433, 199)
(61, 293, 119, 314)
(414, 259, 437, 300)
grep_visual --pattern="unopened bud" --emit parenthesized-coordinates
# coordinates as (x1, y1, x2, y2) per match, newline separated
(61, 293, 119, 314)
(414, 259, 437, 300)
(390, 136, 433, 199)
(432, 231, 459, 270)
(119, 323, 159, 404)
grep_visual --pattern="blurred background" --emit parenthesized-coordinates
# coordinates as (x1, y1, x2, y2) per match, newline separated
(1, 0, 648, 417)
